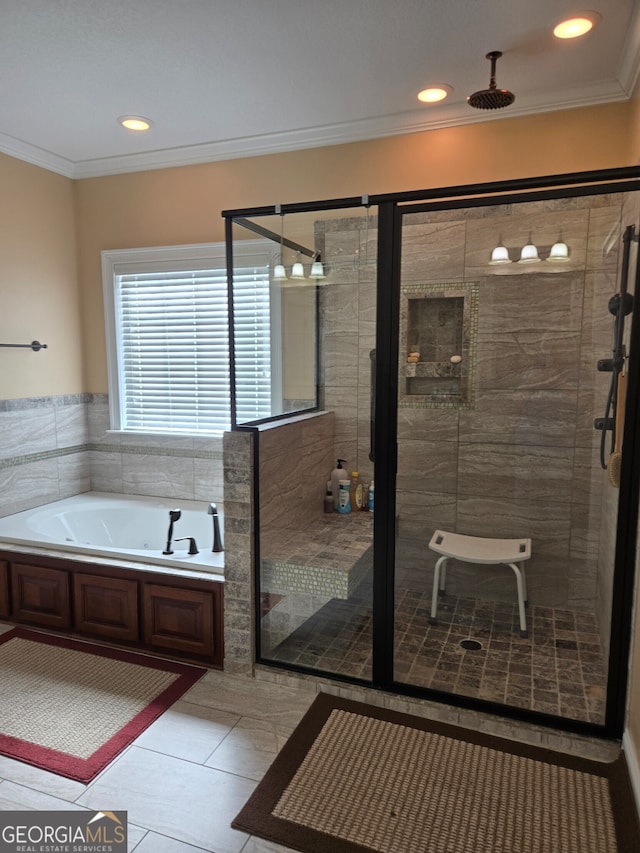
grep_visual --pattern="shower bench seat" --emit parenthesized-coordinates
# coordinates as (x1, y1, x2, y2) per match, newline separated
(428, 530, 532, 637)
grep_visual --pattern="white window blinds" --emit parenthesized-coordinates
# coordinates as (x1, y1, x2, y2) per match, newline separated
(109, 249, 272, 434)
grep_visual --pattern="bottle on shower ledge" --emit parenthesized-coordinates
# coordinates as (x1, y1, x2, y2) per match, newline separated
(337, 479, 351, 513)
(350, 471, 364, 511)
(330, 458, 347, 510)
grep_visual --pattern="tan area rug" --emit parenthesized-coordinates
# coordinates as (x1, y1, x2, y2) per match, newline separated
(0, 627, 205, 782)
(233, 692, 640, 853)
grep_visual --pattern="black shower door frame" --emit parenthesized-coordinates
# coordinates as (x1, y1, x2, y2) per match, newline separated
(224, 165, 640, 740)
(371, 170, 640, 739)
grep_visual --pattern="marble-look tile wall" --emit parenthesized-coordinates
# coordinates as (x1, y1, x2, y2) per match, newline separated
(316, 216, 377, 489)
(317, 195, 632, 650)
(257, 411, 335, 559)
(88, 394, 224, 502)
(0, 393, 225, 519)
(0, 394, 90, 518)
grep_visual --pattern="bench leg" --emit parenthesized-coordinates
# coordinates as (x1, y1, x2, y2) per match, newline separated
(507, 561, 528, 638)
(429, 556, 448, 625)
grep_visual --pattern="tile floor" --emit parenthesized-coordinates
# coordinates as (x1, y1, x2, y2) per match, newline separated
(0, 622, 310, 853)
(0, 619, 616, 853)
(269, 582, 608, 724)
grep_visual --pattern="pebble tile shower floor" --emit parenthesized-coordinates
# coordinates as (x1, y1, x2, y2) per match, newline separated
(270, 582, 608, 725)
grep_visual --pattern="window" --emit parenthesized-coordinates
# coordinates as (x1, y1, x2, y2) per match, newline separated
(102, 242, 273, 435)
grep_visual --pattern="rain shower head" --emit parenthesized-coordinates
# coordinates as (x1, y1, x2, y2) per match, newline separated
(467, 51, 515, 110)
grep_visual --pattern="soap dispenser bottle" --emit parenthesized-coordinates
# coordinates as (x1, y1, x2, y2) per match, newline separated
(330, 459, 347, 510)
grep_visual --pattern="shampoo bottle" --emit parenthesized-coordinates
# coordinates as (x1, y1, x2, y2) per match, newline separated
(337, 479, 351, 513)
(368, 480, 374, 512)
(330, 459, 347, 510)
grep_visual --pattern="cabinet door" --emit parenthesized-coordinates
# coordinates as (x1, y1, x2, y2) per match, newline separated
(11, 562, 71, 628)
(74, 573, 139, 641)
(143, 584, 218, 662)
(0, 561, 8, 618)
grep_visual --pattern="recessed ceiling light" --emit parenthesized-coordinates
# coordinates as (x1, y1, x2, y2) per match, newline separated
(118, 115, 152, 132)
(553, 12, 601, 39)
(417, 84, 453, 104)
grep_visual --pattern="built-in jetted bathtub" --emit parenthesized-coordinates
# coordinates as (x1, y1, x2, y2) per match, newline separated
(0, 492, 224, 574)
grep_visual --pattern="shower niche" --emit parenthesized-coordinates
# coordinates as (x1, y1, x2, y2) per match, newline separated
(399, 282, 477, 407)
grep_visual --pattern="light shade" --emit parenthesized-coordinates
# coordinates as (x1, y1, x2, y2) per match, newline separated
(489, 244, 512, 265)
(518, 241, 541, 263)
(547, 239, 570, 262)
(310, 259, 326, 279)
(273, 264, 287, 280)
(290, 261, 306, 279)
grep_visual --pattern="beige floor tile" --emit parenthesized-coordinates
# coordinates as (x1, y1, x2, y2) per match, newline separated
(184, 671, 315, 728)
(0, 754, 87, 801)
(133, 700, 239, 763)
(205, 716, 293, 782)
(77, 746, 255, 853)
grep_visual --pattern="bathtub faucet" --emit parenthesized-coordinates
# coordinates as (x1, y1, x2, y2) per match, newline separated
(163, 508, 182, 554)
(207, 503, 224, 553)
(175, 536, 199, 555)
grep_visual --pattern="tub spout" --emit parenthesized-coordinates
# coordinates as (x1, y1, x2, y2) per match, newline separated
(163, 508, 181, 554)
(207, 503, 224, 553)
(175, 536, 199, 555)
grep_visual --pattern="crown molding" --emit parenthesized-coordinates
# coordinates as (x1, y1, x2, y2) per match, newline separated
(0, 131, 75, 177)
(618, 1, 640, 96)
(0, 79, 632, 181)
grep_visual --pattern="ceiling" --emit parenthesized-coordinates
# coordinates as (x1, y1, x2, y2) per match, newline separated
(1, 0, 639, 179)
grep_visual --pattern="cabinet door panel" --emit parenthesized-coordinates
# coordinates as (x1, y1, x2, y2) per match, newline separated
(11, 563, 71, 628)
(0, 561, 8, 618)
(143, 584, 216, 660)
(74, 573, 139, 641)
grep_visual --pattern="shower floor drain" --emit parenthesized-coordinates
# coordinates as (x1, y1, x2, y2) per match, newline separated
(460, 639, 483, 651)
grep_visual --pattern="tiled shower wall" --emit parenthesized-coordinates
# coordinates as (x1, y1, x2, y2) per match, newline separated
(315, 194, 635, 648)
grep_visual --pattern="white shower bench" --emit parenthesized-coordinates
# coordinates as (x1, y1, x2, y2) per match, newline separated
(427, 530, 532, 637)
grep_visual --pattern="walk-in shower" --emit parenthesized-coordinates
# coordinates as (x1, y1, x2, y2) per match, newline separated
(224, 167, 640, 739)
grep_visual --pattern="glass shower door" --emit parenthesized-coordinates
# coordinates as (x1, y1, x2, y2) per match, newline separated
(236, 207, 378, 683)
(391, 190, 637, 726)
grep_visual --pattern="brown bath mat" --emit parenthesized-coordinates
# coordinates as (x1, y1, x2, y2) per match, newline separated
(232, 692, 640, 853)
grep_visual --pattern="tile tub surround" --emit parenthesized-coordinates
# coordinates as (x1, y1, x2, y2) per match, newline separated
(0, 394, 224, 521)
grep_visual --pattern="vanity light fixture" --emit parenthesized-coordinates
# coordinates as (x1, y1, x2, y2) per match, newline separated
(118, 115, 152, 131)
(417, 84, 453, 104)
(547, 234, 571, 262)
(310, 252, 326, 280)
(289, 253, 306, 280)
(553, 12, 601, 39)
(489, 240, 512, 265)
(518, 235, 541, 264)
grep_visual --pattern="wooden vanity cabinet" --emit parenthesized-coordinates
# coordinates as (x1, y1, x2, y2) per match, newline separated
(0, 551, 223, 667)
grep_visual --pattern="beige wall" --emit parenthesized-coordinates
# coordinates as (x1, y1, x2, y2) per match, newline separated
(0, 153, 82, 398)
(75, 101, 633, 393)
